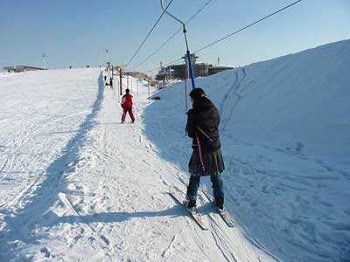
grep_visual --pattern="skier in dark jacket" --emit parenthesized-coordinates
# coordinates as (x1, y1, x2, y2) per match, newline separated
(185, 87, 225, 209)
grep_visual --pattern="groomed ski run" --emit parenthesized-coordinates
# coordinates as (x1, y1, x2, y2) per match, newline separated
(0, 68, 274, 261)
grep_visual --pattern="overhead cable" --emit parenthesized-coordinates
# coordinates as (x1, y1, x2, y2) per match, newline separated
(129, 0, 213, 71)
(195, 0, 302, 53)
(146, 0, 302, 74)
(125, 0, 174, 69)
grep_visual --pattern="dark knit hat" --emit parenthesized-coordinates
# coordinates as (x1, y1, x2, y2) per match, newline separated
(125, 88, 130, 93)
(189, 88, 206, 99)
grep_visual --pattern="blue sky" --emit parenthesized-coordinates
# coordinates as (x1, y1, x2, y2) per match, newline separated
(1, 0, 349, 74)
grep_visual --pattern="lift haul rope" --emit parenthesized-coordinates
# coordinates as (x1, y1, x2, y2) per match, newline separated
(145, 0, 302, 75)
(160, 0, 196, 89)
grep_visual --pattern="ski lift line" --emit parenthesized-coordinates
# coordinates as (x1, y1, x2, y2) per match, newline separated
(145, 0, 302, 74)
(125, 0, 175, 69)
(129, 27, 182, 71)
(160, 0, 196, 89)
(129, 0, 213, 71)
(195, 0, 302, 53)
(160, 0, 186, 32)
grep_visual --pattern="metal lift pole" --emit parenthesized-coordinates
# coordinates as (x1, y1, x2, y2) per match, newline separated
(159, 0, 195, 90)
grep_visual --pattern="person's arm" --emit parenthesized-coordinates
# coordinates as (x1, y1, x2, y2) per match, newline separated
(186, 109, 197, 138)
(121, 95, 125, 108)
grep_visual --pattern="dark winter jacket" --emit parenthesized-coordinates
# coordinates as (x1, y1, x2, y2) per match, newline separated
(186, 96, 221, 151)
(186, 95, 224, 176)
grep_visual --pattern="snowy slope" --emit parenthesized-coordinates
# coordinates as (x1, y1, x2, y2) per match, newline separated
(0, 39, 349, 262)
(145, 39, 350, 262)
(0, 68, 272, 261)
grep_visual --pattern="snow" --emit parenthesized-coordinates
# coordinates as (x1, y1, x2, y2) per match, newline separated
(0, 39, 349, 261)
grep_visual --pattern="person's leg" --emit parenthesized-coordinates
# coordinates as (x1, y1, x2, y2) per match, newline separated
(121, 108, 127, 123)
(186, 175, 200, 208)
(210, 174, 224, 209)
(128, 108, 135, 123)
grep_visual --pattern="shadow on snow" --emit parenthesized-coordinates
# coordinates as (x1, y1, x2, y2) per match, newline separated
(1, 73, 105, 259)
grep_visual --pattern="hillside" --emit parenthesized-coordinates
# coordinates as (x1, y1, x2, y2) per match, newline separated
(145, 39, 350, 261)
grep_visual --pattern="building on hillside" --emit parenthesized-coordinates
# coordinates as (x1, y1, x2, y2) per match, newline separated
(3, 65, 46, 73)
(124, 71, 149, 81)
(155, 56, 233, 81)
(208, 65, 234, 75)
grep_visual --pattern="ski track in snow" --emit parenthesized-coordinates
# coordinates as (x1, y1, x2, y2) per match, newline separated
(220, 68, 247, 131)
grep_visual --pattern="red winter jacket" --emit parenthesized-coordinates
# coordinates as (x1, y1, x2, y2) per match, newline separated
(121, 93, 133, 109)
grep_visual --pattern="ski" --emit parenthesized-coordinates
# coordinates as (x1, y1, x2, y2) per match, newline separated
(202, 189, 235, 228)
(168, 186, 209, 230)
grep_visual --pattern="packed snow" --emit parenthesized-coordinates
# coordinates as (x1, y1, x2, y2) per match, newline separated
(0, 39, 349, 261)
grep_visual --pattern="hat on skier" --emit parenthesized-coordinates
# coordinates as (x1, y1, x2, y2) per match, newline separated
(125, 88, 130, 93)
(189, 88, 206, 99)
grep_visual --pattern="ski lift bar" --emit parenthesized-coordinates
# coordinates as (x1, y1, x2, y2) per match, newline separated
(159, 0, 195, 90)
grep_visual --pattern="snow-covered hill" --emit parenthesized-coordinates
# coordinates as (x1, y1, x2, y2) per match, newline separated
(145, 39, 350, 262)
(0, 39, 349, 261)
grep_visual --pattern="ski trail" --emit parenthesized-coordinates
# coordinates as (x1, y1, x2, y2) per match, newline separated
(57, 192, 112, 250)
(66, 83, 247, 261)
(221, 68, 247, 131)
(209, 220, 238, 262)
(161, 167, 275, 261)
(0, 157, 9, 175)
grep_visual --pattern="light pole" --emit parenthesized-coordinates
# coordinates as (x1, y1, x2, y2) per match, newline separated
(42, 53, 46, 69)
(105, 49, 109, 65)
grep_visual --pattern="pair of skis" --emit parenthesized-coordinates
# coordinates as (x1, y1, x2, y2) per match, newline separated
(168, 186, 234, 230)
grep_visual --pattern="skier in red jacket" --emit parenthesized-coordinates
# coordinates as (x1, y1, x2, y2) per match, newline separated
(121, 89, 135, 123)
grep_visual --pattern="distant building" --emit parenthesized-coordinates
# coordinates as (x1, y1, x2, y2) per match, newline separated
(155, 56, 233, 81)
(3, 65, 46, 73)
(208, 65, 234, 75)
